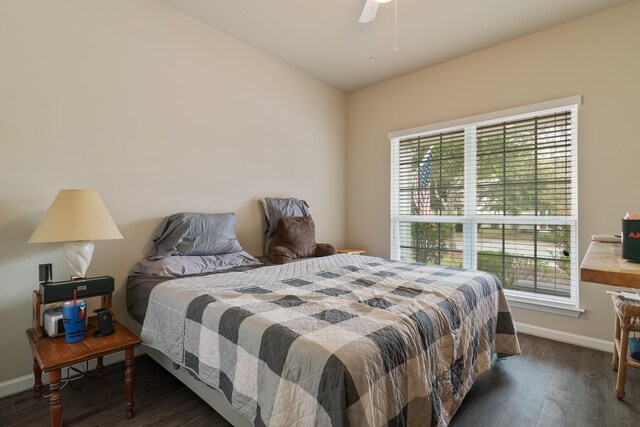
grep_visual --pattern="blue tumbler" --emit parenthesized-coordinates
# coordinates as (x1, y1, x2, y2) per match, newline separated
(62, 300, 87, 343)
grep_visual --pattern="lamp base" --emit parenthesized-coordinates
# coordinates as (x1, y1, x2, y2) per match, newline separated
(63, 241, 94, 279)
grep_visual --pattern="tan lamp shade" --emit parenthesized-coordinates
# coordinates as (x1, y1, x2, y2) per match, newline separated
(28, 189, 123, 243)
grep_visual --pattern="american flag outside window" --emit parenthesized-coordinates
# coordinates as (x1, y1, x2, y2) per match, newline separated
(413, 147, 433, 215)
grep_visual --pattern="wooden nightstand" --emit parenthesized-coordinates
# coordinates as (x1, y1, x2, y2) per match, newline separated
(26, 291, 141, 427)
(337, 248, 367, 255)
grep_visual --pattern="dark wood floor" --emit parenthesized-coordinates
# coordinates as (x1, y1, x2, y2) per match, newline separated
(450, 334, 640, 427)
(1, 333, 638, 426)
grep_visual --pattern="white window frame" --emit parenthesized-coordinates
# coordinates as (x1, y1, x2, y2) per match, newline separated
(389, 96, 583, 316)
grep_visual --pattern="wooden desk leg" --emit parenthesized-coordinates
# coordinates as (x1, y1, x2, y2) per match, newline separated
(33, 358, 42, 398)
(612, 316, 620, 371)
(96, 356, 104, 379)
(615, 328, 629, 400)
(49, 369, 62, 427)
(124, 348, 135, 419)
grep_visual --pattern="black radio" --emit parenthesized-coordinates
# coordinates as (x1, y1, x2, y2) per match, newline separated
(39, 276, 115, 303)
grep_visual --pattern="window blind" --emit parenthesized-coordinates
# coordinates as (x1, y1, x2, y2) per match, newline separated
(476, 112, 572, 216)
(397, 130, 465, 216)
(390, 99, 579, 306)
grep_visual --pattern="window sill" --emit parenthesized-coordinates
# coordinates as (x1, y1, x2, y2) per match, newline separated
(506, 295, 584, 318)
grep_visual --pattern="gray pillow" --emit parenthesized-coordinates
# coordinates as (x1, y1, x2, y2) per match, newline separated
(262, 197, 310, 255)
(134, 251, 262, 277)
(149, 212, 243, 259)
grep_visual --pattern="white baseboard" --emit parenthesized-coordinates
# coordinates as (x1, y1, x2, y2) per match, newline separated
(516, 322, 614, 353)
(0, 373, 35, 399)
(0, 347, 145, 399)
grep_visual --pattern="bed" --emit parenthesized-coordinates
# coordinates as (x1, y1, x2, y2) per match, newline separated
(128, 252, 520, 426)
(127, 209, 520, 426)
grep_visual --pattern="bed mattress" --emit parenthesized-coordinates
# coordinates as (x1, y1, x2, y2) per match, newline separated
(127, 257, 288, 324)
(140, 254, 520, 426)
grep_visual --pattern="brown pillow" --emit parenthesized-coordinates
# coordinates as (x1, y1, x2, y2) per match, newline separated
(268, 216, 336, 264)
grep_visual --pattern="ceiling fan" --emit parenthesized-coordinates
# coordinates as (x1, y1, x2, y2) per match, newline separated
(359, 0, 392, 24)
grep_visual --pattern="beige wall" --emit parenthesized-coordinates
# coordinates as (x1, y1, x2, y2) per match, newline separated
(0, 0, 346, 382)
(2, 0, 638, 389)
(347, 1, 640, 342)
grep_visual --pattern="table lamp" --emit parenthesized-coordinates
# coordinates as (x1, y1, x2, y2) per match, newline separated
(28, 189, 123, 279)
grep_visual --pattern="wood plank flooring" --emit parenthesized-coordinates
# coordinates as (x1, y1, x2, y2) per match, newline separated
(450, 334, 640, 427)
(1, 333, 638, 426)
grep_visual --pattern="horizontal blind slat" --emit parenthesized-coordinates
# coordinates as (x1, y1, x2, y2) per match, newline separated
(392, 103, 577, 304)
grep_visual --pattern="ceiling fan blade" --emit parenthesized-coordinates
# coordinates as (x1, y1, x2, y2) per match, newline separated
(359, 0, 379, 24)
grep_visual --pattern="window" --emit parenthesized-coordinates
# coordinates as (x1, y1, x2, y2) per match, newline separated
(390, 97, 579, 309)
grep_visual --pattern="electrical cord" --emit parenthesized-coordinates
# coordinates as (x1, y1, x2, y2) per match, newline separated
(41, 361, 95, 397)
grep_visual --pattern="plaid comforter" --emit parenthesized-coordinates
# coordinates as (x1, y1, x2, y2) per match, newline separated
(141, 254, 520, 426)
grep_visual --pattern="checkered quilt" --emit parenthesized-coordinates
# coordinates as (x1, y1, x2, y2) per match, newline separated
(141, 254, 520, 426)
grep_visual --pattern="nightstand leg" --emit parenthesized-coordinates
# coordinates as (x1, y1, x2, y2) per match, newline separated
(33, 358, 42, 398)
(49, 369, 62, 427)
(96, 356, 104, 379)
(124, 348, 135, 419)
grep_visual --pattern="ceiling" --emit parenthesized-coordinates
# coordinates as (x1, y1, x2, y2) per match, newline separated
(162, 0, 633, 92)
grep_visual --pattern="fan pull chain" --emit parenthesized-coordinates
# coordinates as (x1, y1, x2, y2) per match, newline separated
(394, 0, 399, 51)
(370, 13, 375, 62)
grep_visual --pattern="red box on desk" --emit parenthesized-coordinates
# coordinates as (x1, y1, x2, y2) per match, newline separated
(622, 219, 640, 262)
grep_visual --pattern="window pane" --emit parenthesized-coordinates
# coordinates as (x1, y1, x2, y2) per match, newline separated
(398, 131, 465, 216)
(391, 102, 577, 304)
(476, 112, 572, 216)
(398, 222, 463, 267)
(477, 223, 571, 297)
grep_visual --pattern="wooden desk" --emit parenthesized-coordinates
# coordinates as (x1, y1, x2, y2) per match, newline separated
(580, 241, 640, 289)
(580, 240, 640, 399)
